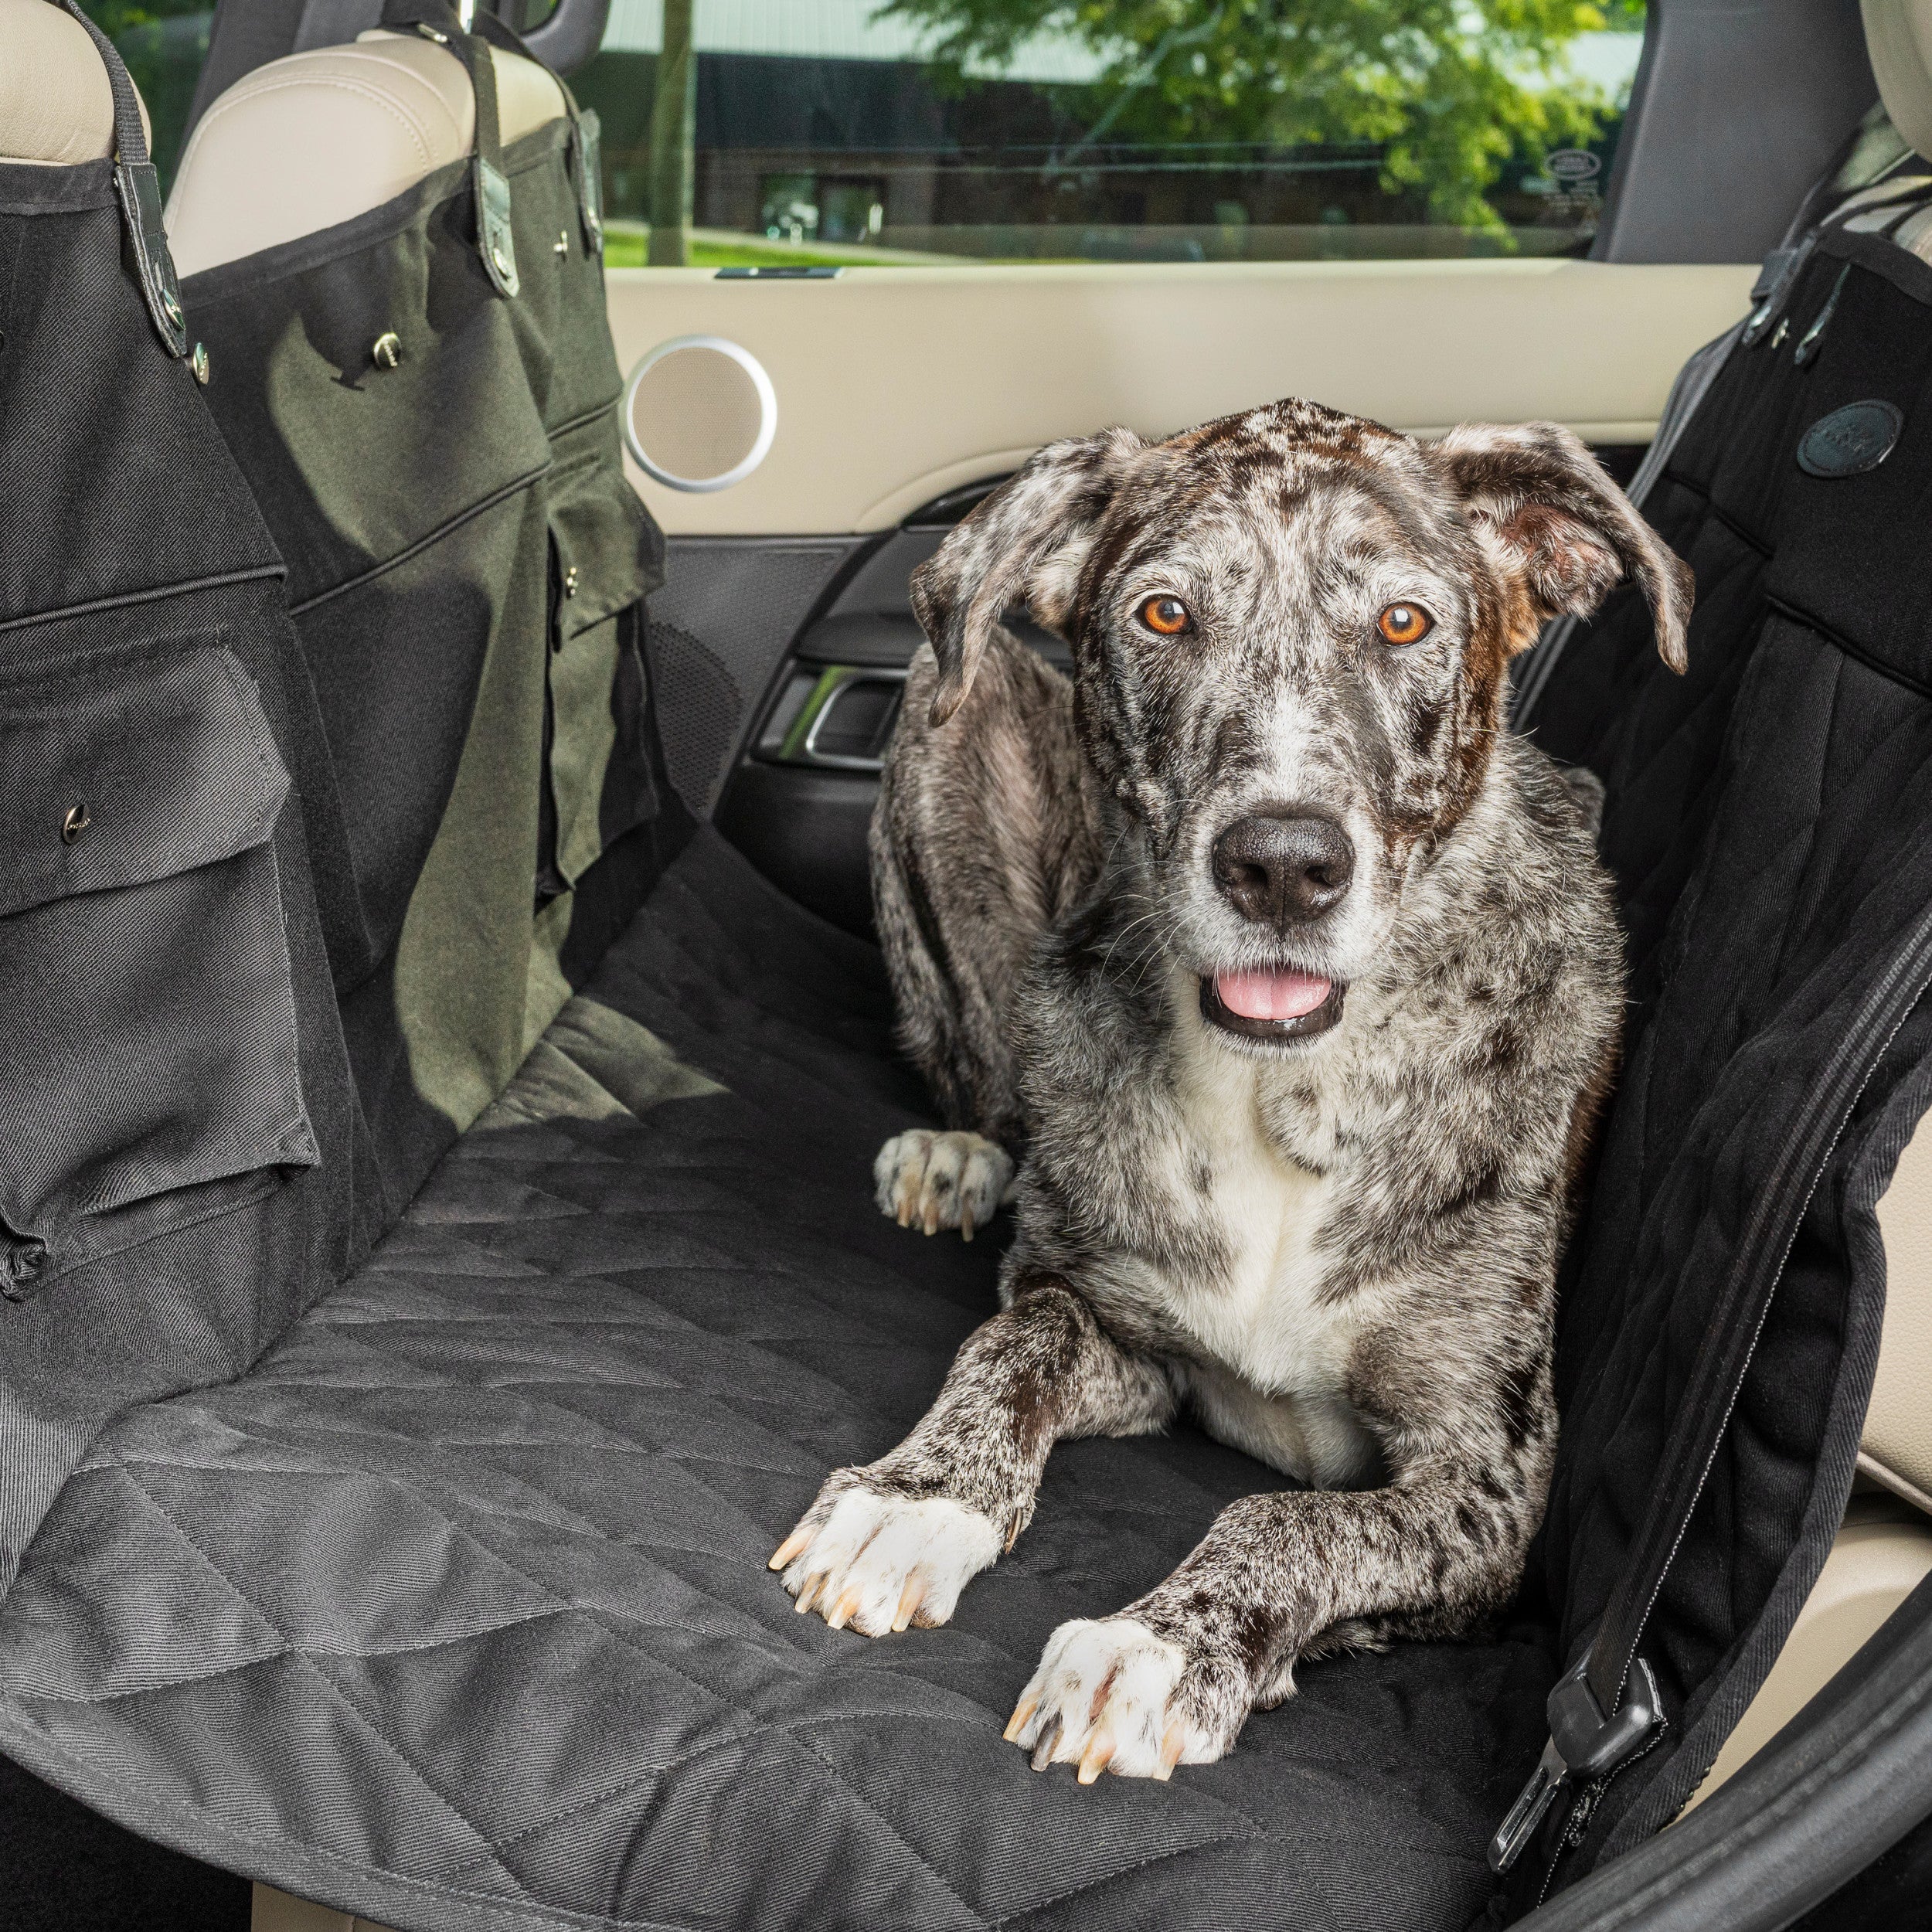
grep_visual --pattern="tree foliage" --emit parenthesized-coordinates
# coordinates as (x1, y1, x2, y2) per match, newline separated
(875, 0, 1638, 232)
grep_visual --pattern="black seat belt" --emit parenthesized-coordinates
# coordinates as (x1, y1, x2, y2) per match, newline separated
(1491, 184, 1932, 1879)
(51, 0, 190, 359)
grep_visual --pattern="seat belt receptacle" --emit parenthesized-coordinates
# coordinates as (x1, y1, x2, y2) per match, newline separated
(1489, 1653, 1663, 1874)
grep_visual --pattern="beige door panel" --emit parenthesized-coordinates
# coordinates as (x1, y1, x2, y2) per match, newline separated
(608, 260, 1758, 536)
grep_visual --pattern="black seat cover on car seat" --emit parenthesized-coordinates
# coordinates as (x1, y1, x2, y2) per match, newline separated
(177, 5, 671, 1216)
(6, 22, 1932, 1924)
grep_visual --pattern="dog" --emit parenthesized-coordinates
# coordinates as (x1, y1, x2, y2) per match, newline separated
(768, 397, 1692, 1783)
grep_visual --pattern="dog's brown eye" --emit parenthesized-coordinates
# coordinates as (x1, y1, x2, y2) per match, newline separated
(1376, 602, 1434, 646)
(1138, 595, 1192, 636)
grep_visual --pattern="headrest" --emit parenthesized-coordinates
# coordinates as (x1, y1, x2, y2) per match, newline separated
(165, 30, 565, 280)
(0, 0, 151, 166)
(1865, 0, 1932, 163)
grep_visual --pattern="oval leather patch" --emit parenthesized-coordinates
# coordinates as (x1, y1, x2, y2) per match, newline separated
(1797, 400, 1904, 478)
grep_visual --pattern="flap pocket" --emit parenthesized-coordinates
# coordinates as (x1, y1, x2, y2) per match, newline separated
(1, 648, 291, 917)
(549, 445, 660, 647)
(0, 645, 316, 1297)
(542, 445, 661, 892)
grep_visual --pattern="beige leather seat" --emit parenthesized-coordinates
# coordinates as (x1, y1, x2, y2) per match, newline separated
(165, 29, 564, 279)
(0, 0, 148, 163)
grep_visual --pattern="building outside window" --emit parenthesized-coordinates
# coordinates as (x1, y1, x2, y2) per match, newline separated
(573, 0, 1647, 268)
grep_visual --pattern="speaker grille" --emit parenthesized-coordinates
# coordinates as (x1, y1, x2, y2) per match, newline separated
(624, 338, 776, 492)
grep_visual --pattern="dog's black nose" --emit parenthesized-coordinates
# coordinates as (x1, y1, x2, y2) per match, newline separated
(1213, 813, 1355, 925)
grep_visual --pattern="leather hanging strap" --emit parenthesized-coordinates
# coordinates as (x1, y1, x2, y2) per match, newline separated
(470, 8, 603, 256)
(53, 0, 189, 356)
(381, 0, 519, 298)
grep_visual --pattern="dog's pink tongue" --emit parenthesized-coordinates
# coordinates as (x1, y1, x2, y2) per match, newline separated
(1215, 969, 1332, 1022)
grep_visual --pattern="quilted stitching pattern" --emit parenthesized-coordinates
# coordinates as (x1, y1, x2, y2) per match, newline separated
(0, 833, 1553, 1932)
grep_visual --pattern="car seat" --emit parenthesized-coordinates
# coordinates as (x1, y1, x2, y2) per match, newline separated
(2, 2, 1931, 1928)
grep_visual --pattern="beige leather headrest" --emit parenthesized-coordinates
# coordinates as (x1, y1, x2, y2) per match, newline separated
(0, 0, 151, 165)
(165, 30, 565, 279)
(1864, 0, 1932, 162)
(1869, 1116, 1932, 1512)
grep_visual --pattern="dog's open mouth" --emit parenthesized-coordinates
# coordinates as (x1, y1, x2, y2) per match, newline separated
(1199, 968, 1345, 1043)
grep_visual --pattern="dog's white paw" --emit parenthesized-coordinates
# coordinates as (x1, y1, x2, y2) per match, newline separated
(1004, 1617, 1224, 1782)
(769, 1487, 1001, 1635)
(873, 1129, 1015, 1240)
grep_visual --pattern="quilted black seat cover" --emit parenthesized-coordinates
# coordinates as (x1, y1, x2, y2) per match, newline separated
(0, 832, 1554, 1932)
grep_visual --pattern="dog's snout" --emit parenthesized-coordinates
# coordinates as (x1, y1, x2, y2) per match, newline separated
(1212, 813, 1355, 926)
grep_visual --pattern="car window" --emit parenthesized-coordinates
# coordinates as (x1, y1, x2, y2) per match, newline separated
(575, 0, 1647, 268)
(76, 1, 213, 190)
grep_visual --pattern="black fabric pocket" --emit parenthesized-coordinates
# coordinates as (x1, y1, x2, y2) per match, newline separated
(543, 441, 660, 893)
(0, 645, 318, 1296)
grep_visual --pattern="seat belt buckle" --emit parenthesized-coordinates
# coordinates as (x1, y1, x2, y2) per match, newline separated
(1488, 1653, 1663, 1874)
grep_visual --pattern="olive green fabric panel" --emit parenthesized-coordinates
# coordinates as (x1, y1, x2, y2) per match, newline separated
(472, 992, 723, 1132)
(181, 113, 670, 1220)
(392, 486, 552, 1140)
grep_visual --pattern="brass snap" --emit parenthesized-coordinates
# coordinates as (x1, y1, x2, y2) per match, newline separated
(60, 804, 90, 844)
(371, 332, 403, 370)
(563, 565, 580, 599)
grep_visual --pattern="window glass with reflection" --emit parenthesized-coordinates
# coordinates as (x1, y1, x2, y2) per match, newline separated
(576, 0, 1646, 268)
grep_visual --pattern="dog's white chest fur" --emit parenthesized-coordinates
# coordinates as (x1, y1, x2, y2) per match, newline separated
(1155, 1009, 1382, 1490)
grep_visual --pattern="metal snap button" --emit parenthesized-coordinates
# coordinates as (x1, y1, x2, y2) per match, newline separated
(371, 332, 403, 369)
(563, 565, 580, 599)
(555, 230, 570, 257)
(191, 342, 210, 385)
(60, 804, 90, 844)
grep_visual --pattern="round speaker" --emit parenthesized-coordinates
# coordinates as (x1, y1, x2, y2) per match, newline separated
(622, 336, 777, 493)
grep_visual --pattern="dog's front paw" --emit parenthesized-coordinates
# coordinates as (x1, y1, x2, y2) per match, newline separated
(874, 1129, 1015, 1240)
(769, 1480, 1001, 1635)
(1004, 1617, 1233, 1782)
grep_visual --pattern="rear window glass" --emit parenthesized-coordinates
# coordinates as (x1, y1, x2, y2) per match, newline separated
(77, 2, 213, 191)
(575, 0, 1646, 268)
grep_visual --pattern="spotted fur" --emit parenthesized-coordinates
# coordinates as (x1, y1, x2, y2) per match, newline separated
(776, 398, 1692, 1781)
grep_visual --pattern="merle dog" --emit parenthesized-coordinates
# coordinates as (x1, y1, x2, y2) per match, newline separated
(769, 398, 1692, 1782)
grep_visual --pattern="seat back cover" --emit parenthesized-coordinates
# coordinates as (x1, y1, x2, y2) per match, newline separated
(5, 11, 1932, 1932)
(173, 12, 674, 1216)
(1510, 180, 1932, 1893)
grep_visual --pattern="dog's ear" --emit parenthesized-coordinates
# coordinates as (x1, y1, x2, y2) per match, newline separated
(910, 427, 1145, 726)
(1434, 422, 1693, 673)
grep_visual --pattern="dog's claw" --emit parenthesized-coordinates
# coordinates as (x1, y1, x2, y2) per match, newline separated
(1030, 1719, 1061, 1772)
(893, 1578, 924, 1632)
(827, 1586, 863, 1631)
(874, 1130, 1015, 1242)
(1077, 1728, 1114, 1784)
(1002, 1695, 1038, 1743)
(769, 1526, 811, 1571)
(794, 1572, 827, 1614)
(1160, 1722, 1186, 1774)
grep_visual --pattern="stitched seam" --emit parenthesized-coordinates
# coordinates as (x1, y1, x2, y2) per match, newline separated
(107, 1463, 532, 1897)
(196, 74, 437, 168)
(290, 461, 549, 617)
